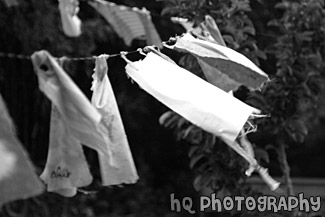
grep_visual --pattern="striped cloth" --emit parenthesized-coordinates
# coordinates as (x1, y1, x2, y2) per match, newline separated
(89, 0, 161, 47)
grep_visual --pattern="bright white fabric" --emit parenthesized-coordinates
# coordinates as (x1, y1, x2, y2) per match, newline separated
(91, 55, 138, 185)
(165, 33, 269, 91)
(89, 0, 161, 47)
(58, 0, 81, 37)
(40, 105, 93, 197)
(31, 50, 110, 156)
(125, 52, 259, 145)
(31, 50, 119, 195)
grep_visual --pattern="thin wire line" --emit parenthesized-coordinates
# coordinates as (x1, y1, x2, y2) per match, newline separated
(0, 50, 142, 62)
(0, 52, 31, 60)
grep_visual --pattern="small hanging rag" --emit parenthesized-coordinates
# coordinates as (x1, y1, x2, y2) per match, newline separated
(31, 50, 115, 195)
(91, 55, 138, 185)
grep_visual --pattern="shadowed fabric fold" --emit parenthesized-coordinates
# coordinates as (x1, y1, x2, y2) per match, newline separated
(91, 55, 138, 185)
(39, 105, 93, 197)
(0, 95, 44, 207)
(31, 50, 115, 195)
(164, 34, 269, 92)
(124, 52, 259, 146)
(89, 0, 161, 47)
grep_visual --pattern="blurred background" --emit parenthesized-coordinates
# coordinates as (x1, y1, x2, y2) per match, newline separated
(0, 0, 325, 216)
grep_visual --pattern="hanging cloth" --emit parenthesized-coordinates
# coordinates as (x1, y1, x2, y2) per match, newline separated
(137, 8, 162, 48)
(58, 0, 82, 37)
(91, 55, 138, 185)
(124, 53, 279, 191)
(31, 51, 112, 196)
(164, 33, 269, 92)
(88, 0, 161, 47)
(0, 95, 44, 207)
(31, 50, 111, 156)
(124, 52, 259, 147)
(89, 0, 144, 46)
(39, 57, 93, 197)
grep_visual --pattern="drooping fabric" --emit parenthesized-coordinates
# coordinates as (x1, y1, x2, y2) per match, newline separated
(31, 50, 110, 156)
(124, 52, 279, 191)
(88, 0, 161, 47)
(0, 95, 44, 207)
(165, 33, 269, 92)
(31, 50, 112, 195)
(91, 55, 138, 185)
(58, 0, 81, 37)
(89, 0, 144, 46)
(124, 52, 259, 146)
(39, 104, 93, 197)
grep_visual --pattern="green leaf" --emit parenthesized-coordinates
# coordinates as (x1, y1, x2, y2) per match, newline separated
(285, 118, 309, 143)
(193, 175, 202, 191)
(188, 145, 200, 158)
(189, 153, 205, 169)
(243, 26, 256, 35)
(275, 2, 290, 9)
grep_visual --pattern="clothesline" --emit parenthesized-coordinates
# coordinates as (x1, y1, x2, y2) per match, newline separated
(0, 33, 178, 62)
(0, 32, 280, 196)
(0, 49, 146, 62)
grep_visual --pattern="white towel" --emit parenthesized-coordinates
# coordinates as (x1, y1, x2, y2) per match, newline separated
(31, 50, 115, 195)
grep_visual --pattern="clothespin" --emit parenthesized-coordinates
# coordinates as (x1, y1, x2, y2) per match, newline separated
(57, 56, 68, 67)
(143, 46, 176, 64)
(120, 51, 131, 63)
(137, 48, 147, 57)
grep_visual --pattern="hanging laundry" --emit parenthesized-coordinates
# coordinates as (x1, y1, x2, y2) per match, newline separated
(39, 97, 93, 197)
(0, 95, 44, 207)
(1, 0, 18, 7)
(89, 0, 144, 46)
(137, 8, 162, 48)
(31, 50, 112, 168)
(88, 0, 161, 47)
(58, 0, 82, 37)
(164, 33, 269, 92)
(123, 53, 279, 191)
(124, 52, 259, 147)
(91, 55, 138, 185)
